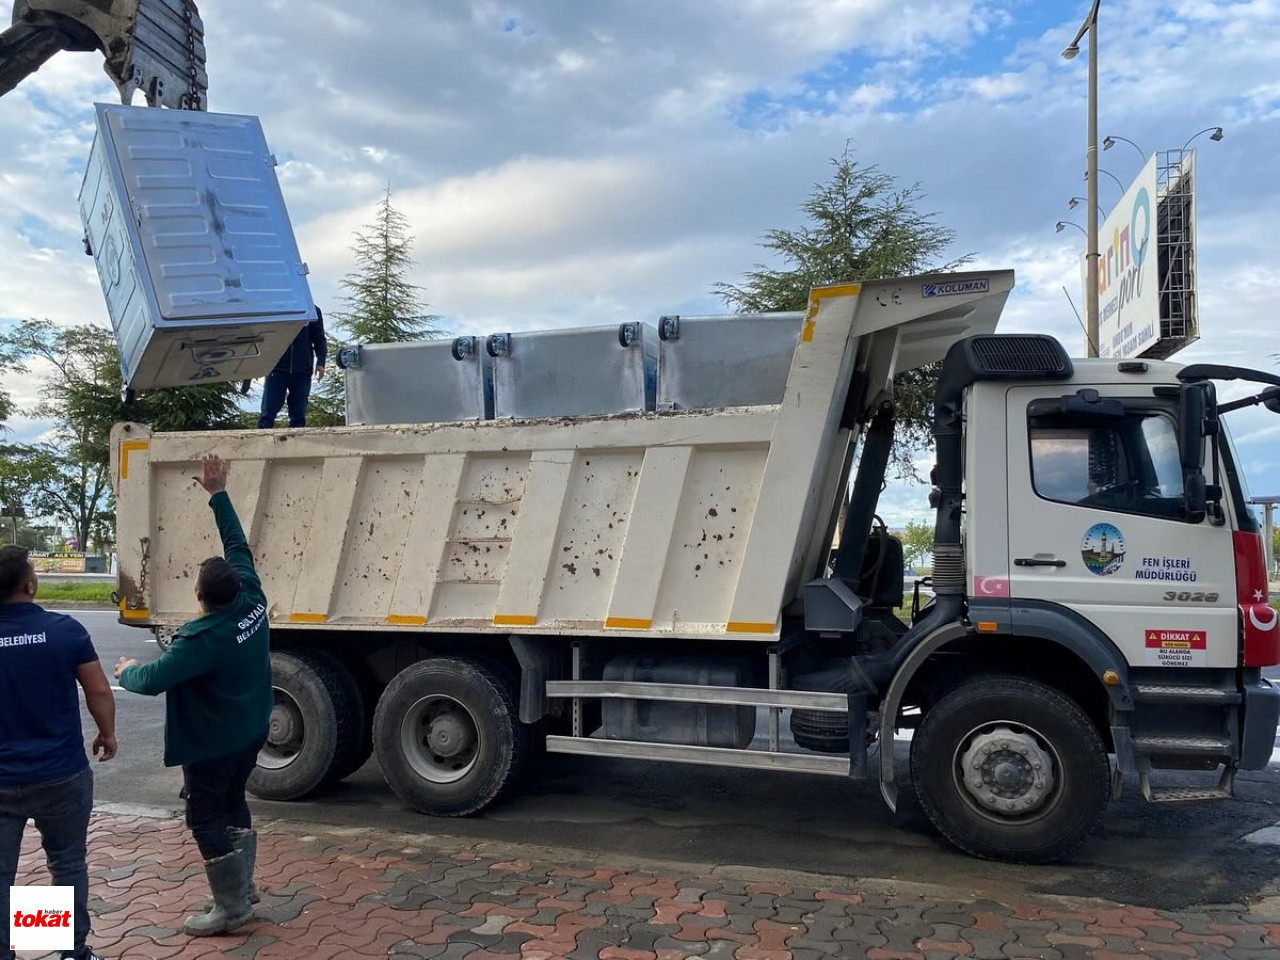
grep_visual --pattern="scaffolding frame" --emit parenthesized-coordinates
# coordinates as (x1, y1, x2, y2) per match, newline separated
(1147, 149, 1200, 360)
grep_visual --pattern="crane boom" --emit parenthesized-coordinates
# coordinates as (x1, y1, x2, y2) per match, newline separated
(0, 0, 206, 108)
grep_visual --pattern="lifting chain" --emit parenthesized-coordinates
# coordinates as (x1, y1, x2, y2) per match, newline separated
(176, 0, 205, 111)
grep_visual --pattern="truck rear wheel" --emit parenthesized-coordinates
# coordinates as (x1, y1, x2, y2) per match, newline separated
(323, 664, 376, 784)
(373, 658, 528, 817)
(910, 674, 1109, 863)
(248, 650, 362, 801)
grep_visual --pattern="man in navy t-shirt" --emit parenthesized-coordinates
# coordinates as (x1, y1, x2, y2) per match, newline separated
(0, 547, 117, 960)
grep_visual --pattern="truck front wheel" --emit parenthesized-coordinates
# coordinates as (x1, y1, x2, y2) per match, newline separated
(373, 658, 529, 817)
(910, 674, 1109, 863)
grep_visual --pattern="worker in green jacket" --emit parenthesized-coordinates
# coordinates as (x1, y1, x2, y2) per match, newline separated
(114, 454, 272, 937)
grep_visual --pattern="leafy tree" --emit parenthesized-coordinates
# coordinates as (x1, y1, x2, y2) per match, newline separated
(0, 450, 33, 544)
(898, 518, 935, 571)
(716, 145, 970, 475)
(24, 444, 111, 554)
(0, 335, 16, 432)
(0, 320, 242, 547)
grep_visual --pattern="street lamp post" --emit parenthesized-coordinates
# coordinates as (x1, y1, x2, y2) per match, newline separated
(1063, 0, 1102, 358)
(1102, 134, 1146, 163)
(1068, 196, 1104, 216)
(1182, 126, 1224, 150)
(1091, 168, 1126, 191)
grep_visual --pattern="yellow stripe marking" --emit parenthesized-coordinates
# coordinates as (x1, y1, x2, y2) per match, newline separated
(801, 283, 860, 342)
(119, 441, 149, 479)
(386, 615, 427, 626)
(605, 617, 652, 630)
(118, 600, 150, 621)
(289, 613, 328, 624)
(726, 621, 778, 634)
(810, 282, 862, 300)
(493, 614, 538, 627)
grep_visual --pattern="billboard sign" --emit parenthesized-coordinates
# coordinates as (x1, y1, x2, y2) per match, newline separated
(1086, 152, 1199, 360)
(1092, 156, 1160, 359)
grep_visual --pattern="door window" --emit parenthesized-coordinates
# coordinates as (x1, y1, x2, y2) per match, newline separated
(1028, 404, 1186, 521)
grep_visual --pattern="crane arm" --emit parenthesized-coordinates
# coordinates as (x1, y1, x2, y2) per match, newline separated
(0, 0, 206, 108)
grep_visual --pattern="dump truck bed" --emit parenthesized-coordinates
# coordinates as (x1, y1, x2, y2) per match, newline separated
(111, 272, 1012, 640)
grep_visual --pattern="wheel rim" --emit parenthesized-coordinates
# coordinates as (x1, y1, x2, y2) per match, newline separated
(259, 687, 305, 770)
(400, 694, 481, 784)
(953, 722, 1061, 822)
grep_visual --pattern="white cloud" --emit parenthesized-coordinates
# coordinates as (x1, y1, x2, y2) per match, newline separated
(1, 0, 1279, 520)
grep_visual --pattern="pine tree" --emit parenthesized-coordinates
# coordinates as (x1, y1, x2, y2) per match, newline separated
(337, 187, 440, 343)
(316, 188, 442, 423)
(716, 146, 970, 476)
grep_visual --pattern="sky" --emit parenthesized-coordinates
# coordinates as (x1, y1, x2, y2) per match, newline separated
(0, 0, 1278, 527)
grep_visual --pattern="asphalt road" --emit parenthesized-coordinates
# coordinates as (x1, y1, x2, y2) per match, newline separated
(67, 610, 1280, 912)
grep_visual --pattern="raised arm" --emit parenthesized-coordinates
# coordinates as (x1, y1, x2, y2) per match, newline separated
(193, 454, 260, 588)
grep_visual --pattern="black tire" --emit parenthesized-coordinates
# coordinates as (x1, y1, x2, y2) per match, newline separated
(910, 674, 1109, 863)
(315, 652, 373, 784)
(373, 658, 529, 817)
(789, 709, 849, 753)
(248, 650, 361, 801)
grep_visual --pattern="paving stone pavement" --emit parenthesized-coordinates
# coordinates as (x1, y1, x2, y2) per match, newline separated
(9, 812, 1280, 959)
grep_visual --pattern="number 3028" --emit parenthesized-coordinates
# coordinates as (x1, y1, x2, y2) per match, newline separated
(1162, 591, 1218, 603)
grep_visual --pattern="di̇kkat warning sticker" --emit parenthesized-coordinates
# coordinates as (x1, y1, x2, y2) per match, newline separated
(1145, 628, 1207, 667)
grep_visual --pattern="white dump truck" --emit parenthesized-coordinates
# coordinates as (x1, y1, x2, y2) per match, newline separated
(110, 270, 1280, 862)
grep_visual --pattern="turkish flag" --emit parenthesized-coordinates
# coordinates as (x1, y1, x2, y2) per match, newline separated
(973, 576, 1010, 598)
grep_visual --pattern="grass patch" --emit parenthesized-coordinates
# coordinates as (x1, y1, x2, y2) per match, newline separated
(36, 581, 115, 602)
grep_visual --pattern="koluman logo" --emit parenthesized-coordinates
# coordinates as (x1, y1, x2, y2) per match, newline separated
(922, 278, 989, 298)
(9, 885, 74, 951)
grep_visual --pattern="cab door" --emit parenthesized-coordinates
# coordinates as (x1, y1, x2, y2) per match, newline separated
(1004, 385, 1238, 669)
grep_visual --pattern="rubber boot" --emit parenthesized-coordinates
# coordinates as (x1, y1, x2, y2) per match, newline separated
(198, 828, 261, 910)
(184, 851, 253, 937)
(229, 827, 261, 904)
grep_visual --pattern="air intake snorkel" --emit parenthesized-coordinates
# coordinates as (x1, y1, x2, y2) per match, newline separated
(930, 335, 1074, 597)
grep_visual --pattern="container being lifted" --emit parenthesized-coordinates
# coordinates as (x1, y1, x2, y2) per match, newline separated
(80, 103, 316, 392)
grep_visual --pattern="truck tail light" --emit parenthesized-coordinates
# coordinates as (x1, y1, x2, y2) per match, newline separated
(1234, 530, 1279, 667)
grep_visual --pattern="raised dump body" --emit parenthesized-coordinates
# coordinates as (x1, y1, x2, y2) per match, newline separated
(111, 272, 1012, 638)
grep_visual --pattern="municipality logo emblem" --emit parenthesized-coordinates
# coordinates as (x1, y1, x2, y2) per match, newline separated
(1081, 523, 1125, 576)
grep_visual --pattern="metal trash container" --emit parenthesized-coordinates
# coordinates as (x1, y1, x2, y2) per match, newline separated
(657, 312, 803, 410)
(79, 103, 315, 391)
(340, 337, 491, 425)
(488, 322, 657, 419)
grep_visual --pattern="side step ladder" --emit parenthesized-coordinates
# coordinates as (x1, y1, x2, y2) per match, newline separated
(1138, 764, 1235, 804)
(1127, 676, 1242, 804)
(1132, 733, 1237, 804)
